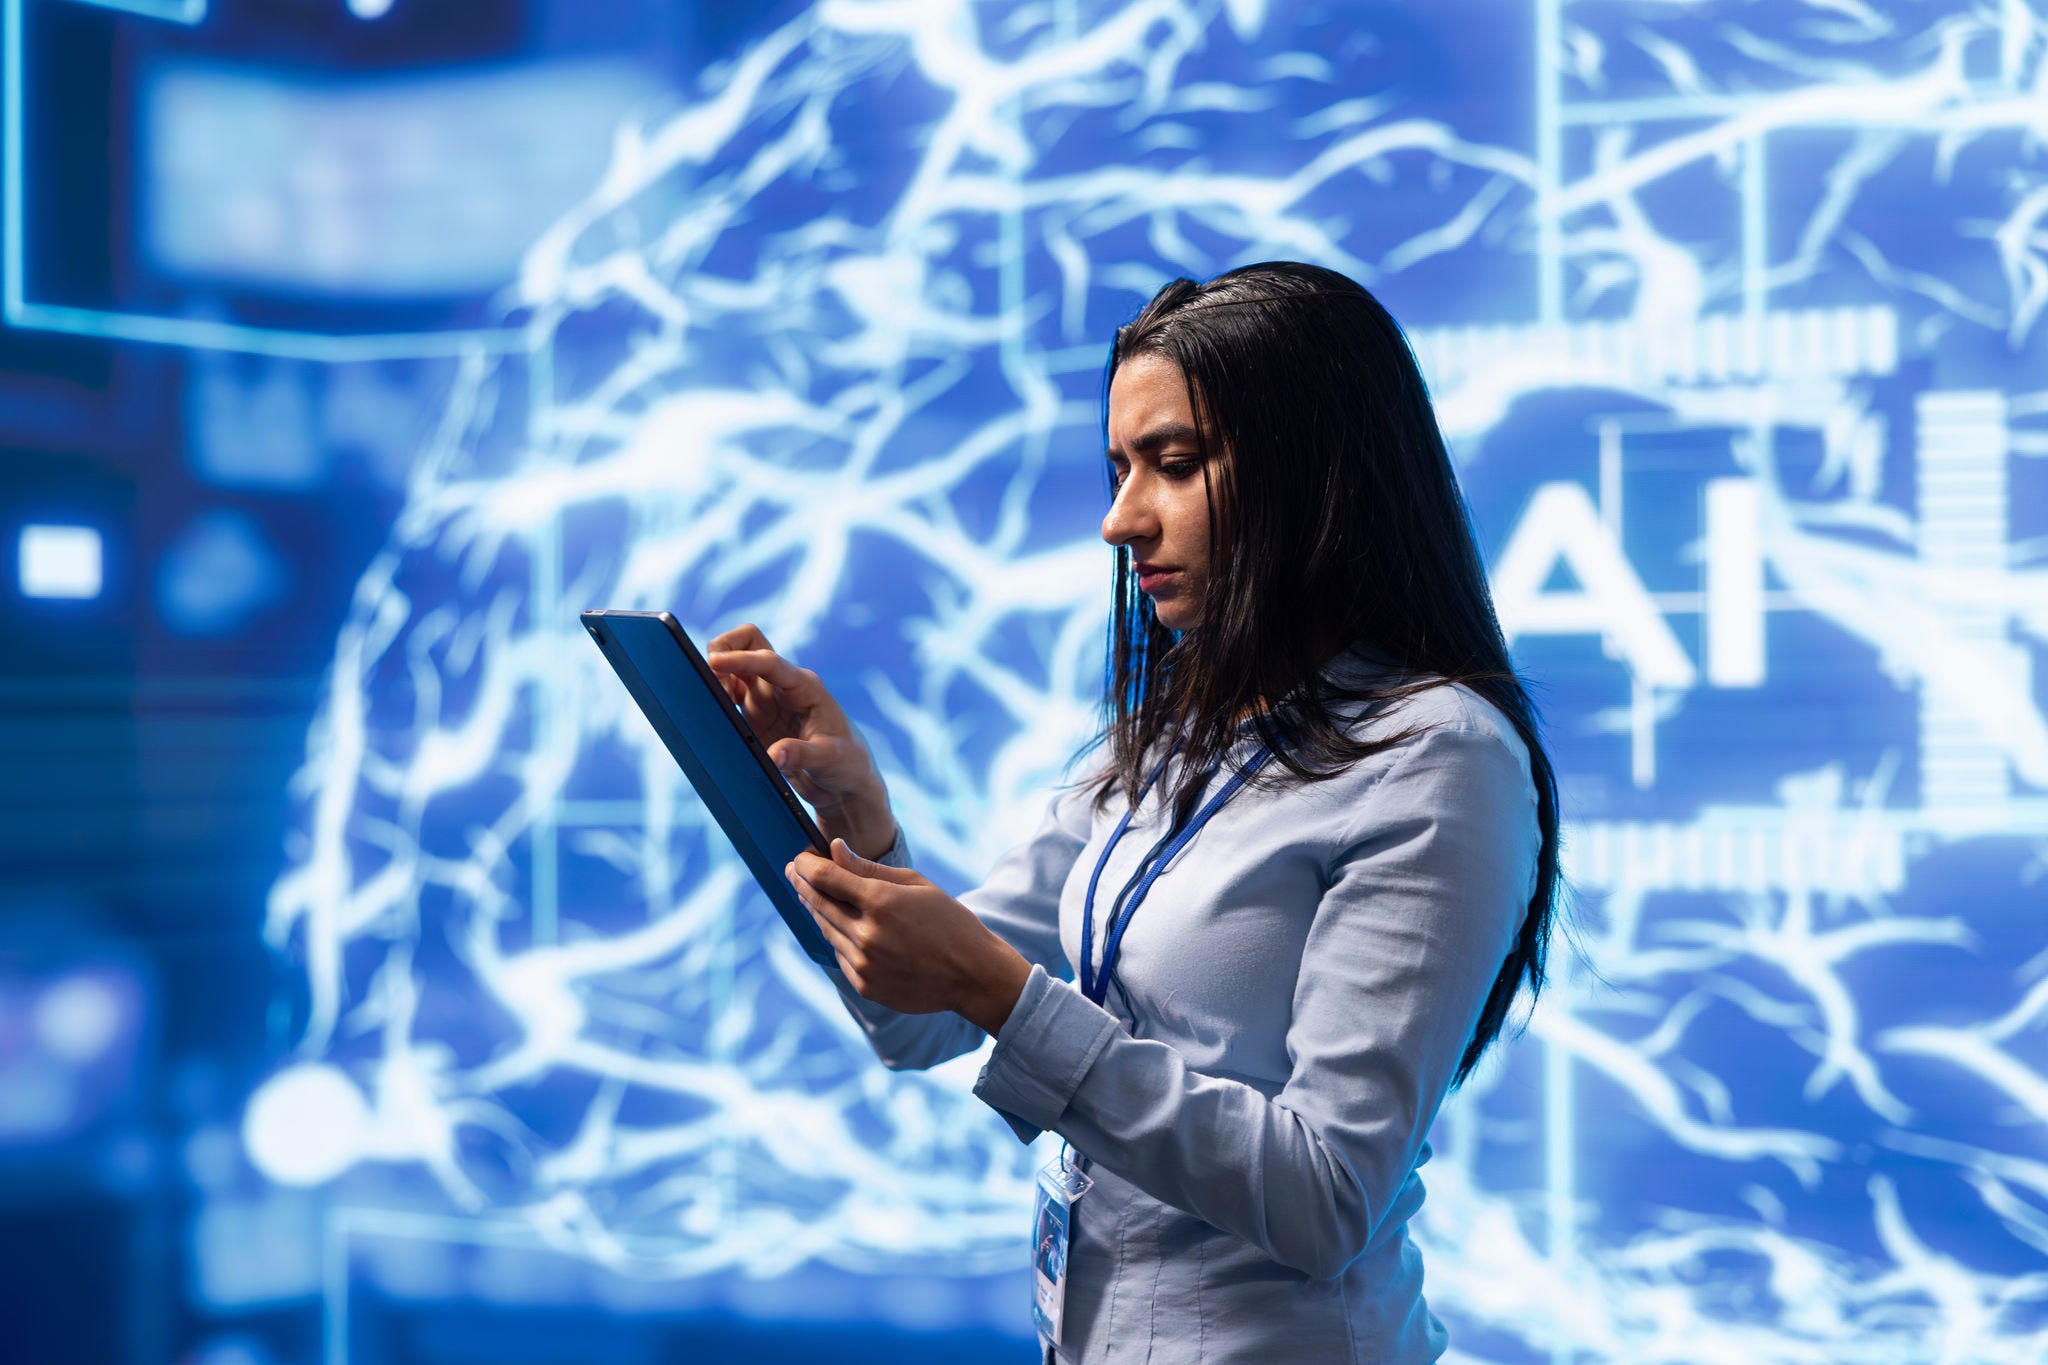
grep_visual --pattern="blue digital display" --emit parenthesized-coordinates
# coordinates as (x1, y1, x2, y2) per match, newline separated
(4, 2, 2045, 1363)
(141, 60, 667, 298)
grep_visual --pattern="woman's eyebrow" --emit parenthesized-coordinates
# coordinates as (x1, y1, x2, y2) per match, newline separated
(1107, 422, 1202, 458)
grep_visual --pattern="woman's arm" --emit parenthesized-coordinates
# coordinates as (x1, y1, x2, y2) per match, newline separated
(820, 776, 1094, 1071)
(970, 723, 1539, 1281)
(705, 622, 1091, 1066)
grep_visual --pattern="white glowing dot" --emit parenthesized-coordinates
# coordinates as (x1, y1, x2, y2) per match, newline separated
(19, 524, 102, 600)
(346, 0, 395, 18)
(35, 976, 122, 1063)
(243, 1063, 370, 1187)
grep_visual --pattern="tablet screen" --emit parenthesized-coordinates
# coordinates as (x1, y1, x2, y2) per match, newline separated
(580, 609, 836, 968)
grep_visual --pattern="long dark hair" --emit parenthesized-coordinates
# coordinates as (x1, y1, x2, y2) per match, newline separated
(1077, 260, 1565, 1088)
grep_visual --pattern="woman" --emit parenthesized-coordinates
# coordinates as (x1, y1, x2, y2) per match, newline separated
(705, 261, 1563, 1364)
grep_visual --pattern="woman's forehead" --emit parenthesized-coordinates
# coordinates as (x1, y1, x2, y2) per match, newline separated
(1108, 353, 1198, 443)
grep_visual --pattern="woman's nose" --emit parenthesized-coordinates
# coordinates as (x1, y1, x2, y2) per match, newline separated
(1101, 479, 1154, 546)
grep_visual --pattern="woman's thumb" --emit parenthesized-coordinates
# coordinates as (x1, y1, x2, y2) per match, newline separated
(769, 740, 809, 773)
(831, 836, 918, 881)
(830, 837, 879, 875)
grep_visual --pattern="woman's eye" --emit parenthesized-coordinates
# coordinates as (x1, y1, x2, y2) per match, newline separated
(1107, 459, 1197, 489)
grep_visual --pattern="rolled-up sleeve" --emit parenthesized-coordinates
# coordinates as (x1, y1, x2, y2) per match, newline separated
(971, 724, 1537, 1279)
(827, 777, 1096, 1072)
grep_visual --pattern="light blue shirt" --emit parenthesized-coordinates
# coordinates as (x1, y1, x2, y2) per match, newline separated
(829, 648, 1541, 1363)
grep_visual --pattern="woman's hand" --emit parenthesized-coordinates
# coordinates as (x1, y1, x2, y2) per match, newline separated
(789, 839, 1032, 1036)
(705, 622, 897, 859)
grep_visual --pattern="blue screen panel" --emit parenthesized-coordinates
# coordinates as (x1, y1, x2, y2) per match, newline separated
(142, 59, 666, 297)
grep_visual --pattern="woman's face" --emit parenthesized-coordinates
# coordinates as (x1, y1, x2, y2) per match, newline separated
(1102, 352, 1217, 633)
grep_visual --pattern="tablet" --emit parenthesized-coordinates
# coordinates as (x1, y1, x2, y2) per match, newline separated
(580, 609, 836, 968)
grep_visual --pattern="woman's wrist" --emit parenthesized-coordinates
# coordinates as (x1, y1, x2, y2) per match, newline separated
(955, 936, 1033, 1037)
(815, 785, 898, 861)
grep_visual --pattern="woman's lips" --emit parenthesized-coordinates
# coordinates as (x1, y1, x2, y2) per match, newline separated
(1137, 568, 1178, 593)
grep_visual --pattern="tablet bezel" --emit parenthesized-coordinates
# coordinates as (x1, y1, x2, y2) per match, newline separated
(580, 608, 836, 967)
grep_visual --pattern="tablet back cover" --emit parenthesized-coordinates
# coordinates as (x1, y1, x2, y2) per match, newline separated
(581, 610, 836, 968)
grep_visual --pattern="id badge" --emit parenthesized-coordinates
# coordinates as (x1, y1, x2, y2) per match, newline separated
(1032, 1152, 1092, 1350)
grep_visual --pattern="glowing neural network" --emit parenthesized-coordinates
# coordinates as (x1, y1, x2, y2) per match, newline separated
(257, 2, 2048, 1359)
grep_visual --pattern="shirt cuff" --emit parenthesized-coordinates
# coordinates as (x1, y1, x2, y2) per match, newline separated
(872, 823, 913, 870)
(972, 963, 1121, 1144)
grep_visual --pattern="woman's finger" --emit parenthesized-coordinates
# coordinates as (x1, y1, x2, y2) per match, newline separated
(790, 860, 864, 935)
(770, 743, 831, 803)
(802, 893, 863, 971)
(745, 674, 782, 724)
(828, 836, 922, 886)
(784, 771, 831, 806)
(706, 622, 772, 655)
(704, 648, 820, 703)
(794, 851, 878, 913)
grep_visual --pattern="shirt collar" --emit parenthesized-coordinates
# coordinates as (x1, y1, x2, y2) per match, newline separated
(1229, 640, 1403, 734)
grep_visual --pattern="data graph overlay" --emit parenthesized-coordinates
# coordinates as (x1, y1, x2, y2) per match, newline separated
(259, 2, 2048, 1359)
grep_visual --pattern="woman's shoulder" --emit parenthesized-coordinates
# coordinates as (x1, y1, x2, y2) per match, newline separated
(1376, 679, 1529, 764)
(1253, 678, 1535, 872)
(1328, 660, 1536, 799)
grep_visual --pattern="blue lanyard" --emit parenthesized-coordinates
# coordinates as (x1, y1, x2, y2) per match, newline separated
(1079, 740, 1276, 1007)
